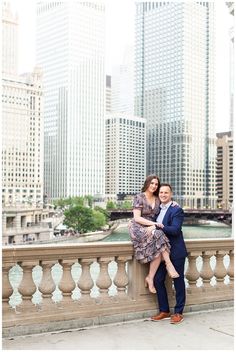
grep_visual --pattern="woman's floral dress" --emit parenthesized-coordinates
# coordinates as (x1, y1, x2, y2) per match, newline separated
(128, 193, 171, 264)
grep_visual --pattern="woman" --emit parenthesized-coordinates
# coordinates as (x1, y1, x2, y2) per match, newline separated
(128, 175, 179, 294)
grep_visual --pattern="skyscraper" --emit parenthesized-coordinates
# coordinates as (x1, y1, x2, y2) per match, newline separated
(135, 2, 216, 208)
(2, 2, 44, 206)
(226, 2, 234, 134)
(111, 45, 134, 115)
(36, 2, 105, 200)
(2, 2, 18, 76)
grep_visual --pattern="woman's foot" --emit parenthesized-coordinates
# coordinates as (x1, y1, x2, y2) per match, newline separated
(145, 276, 156, 293)
(166, 262, 180, 279)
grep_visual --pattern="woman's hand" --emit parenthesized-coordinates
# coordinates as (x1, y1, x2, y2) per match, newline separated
(146, 225, 155, 235)
(171, 201, 179, 207)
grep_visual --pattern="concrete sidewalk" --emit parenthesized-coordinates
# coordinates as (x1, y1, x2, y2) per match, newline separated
(2, 307, 234, 350)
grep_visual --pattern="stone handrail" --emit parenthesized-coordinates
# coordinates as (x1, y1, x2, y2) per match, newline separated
(2, 238, 234, 337)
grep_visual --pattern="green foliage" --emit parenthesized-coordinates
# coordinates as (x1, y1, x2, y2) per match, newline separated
(84, 195, 94, 207)
(94, 206, 109, 221)
(63, 205, 107, 233)
(54, 196, 87, 208)
(64, 205, 94, 233)
(106, 200, 116, 210)
(92, 210, 106, 229)
(120, 200, 132, 209)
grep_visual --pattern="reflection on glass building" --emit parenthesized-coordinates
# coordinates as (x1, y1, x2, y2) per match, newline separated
(135, 2, 217, 208)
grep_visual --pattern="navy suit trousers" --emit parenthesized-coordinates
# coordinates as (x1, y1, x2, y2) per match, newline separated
(154, 258, 186, 314)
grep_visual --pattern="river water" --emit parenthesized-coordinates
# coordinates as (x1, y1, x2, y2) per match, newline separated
(8, 222, 232, 308)
(102, 221, 232, 242)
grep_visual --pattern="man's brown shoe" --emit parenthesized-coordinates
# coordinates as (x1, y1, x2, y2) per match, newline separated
(151, 312, 171, 321)
(170, 313, 184, 324)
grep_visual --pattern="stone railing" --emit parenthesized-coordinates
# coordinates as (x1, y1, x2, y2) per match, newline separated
(2, 238, 234, 337)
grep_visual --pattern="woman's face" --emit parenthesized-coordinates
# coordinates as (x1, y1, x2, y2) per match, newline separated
(147, 178, 159, 194)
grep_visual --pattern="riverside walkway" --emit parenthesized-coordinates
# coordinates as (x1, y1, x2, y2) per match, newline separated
(2, 307, 234, 350)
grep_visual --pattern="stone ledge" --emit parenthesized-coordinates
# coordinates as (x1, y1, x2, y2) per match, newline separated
(2, 300, 234, 338)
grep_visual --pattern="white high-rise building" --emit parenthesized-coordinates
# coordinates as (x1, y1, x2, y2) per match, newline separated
(111, 45, 134, 115)
(105, 113, 146, 197)
(226, 2, 234, 133)
(36, 2, 105, 200)
(2, 3, 44, 206)
(135, 2, 216, 208)
(2, 2, 18, 75)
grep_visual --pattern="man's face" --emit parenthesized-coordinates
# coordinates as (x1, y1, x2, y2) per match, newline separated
(159, 186, 172, 204)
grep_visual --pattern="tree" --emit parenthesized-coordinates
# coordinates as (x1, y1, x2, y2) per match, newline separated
(63, 205, 107, 233)
(64, 205, 95, 233)
(94, 206, 109, 221)
(92, 210, 106, 229)
(106, 200, 116, 210)
(120, 200, 132, 209)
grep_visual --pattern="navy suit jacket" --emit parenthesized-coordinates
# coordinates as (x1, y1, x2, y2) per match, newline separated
(161, 205, 188, 260)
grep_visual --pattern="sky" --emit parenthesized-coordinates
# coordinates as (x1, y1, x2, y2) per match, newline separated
(9, 0, 234, 132)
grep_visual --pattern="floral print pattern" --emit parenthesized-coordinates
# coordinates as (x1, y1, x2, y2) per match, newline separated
(128, 193, 171, 264)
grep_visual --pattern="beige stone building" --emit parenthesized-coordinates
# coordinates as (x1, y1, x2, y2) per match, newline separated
(105, 113, 146, 199)
(2, 3, 44, 206)
(216, 131, 233, 209)
(2, 205, 55, 245)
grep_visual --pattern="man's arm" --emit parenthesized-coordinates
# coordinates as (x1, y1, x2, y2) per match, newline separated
(162, 207, 184, 237)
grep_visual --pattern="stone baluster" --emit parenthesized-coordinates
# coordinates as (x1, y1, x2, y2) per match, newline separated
(113, 256, 131, 301)
(200, 251, 215, 290)
(95, 257, 113, 303)
(38, 260, 57, 309)
(2, 263, 14, 312)
(227, 250, 234, 287)
(214, 250, 227, 287)
(185, 251, 201, 294)
(77, 258, 94, 304)
(58, 259, 76, 306)
(18, 261, 38, 311)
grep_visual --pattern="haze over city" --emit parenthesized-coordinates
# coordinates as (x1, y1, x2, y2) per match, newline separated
(9, 0, 234, 132)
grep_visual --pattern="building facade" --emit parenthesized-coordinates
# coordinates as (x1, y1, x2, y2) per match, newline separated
(135, 2, 216, 208)
(106, 75, 111, 113)
(2, 2, 18, 76)
(216, 132, 233, 210)
(2, 3, 44, 207)
(226, 2, 234, 134)
(111, 45, 134, 115)
(105, 113, 146, 198)
(36, 2, 105, 200)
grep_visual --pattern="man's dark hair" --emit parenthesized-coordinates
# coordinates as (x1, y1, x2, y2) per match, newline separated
(159, 183, 173, 192)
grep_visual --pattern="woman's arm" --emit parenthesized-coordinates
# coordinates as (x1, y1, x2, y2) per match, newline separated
(133, 208, 157, 226)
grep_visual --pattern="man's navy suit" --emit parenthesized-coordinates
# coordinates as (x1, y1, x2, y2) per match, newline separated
(154, 204, 188, 314)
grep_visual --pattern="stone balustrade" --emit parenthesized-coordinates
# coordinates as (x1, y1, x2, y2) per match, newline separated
(2, 238, 234, 337)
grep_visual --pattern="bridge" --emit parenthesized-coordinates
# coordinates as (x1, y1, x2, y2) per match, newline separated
(108, 209, 232, 225)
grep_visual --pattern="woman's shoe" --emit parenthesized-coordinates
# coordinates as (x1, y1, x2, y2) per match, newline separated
(145, 277, 156, 293)
(166, 263, 180, 279)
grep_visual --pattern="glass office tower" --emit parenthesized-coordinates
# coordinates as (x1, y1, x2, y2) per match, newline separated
(135, 2, 217, 208)
(36, 2, 105, 200)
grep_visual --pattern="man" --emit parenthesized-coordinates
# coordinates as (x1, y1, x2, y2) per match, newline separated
(152, 183, 188, 324)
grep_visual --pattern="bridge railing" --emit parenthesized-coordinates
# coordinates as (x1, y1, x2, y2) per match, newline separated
(2, 238, 234, 337)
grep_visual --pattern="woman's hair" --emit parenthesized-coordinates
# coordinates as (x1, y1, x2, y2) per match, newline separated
(141, 174, 161, 196)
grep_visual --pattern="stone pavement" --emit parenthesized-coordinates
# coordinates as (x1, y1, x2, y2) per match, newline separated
(2, 307, 234, 350)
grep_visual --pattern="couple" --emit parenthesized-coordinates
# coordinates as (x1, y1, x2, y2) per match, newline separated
(129, 175, 188, 325)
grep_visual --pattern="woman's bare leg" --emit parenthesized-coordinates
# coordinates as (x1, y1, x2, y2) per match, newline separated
(161, 250, 179, 278)
(145, 255, 162, 293)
